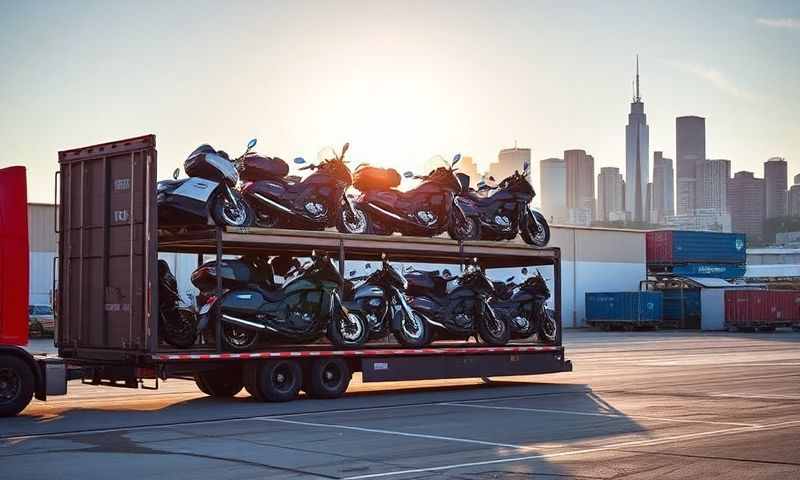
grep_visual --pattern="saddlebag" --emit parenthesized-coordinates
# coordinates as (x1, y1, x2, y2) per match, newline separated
(240, 154, 290, 181)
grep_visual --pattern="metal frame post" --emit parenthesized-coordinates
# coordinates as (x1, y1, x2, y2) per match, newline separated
(553, 249, 562, 346)
(215, 226, 223, 353)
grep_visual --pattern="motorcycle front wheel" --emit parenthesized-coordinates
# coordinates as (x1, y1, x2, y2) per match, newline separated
(222, 324, 259, 351)
(394, 310, 433, 348)
(447, 214, 481, 241)
(520, 209, 550, 247)
(327, 311, 369, 347)
(336, 205, 371, 235)
(211, 190, 254, 227)
(477, 310, 512, 346)
(537, 307, 559, 345)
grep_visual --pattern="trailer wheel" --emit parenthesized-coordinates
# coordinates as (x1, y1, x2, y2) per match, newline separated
(244, 360, 302, 402)
(0, 356, 35, 417)
(194, 367, 244, 397)
(305, 358, 351, 399)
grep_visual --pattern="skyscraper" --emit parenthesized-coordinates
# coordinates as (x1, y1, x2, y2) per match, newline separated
(764, 157, 788, 219)
(625, 56, 649, 223)
(565, 149, 595, 224)
(651, 151, 674, 224)
(728, 171, 766, 242)
(597, 167, 625, 222)
(698, 159, 730, 213)
(676, 116, 706, 215)
(488, 147, 531, 184)
(788, 176, 800, 217)
(539, 158, 567, 224)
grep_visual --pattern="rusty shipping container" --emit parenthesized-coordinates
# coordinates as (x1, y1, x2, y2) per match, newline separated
(724, 290, 800, 327)
(56, 135, 158, 356)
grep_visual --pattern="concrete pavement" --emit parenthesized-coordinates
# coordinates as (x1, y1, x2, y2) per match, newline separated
(4, 330, 800, 479)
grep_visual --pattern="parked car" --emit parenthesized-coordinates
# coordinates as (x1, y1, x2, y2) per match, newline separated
(28, 305, 55, 337)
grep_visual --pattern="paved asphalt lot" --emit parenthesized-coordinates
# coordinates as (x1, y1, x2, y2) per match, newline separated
(4, 330, 800, 479)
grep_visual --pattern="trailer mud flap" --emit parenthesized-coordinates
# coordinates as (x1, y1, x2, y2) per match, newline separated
(361, 352, 569, 382)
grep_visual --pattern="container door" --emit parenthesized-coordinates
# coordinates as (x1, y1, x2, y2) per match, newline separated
(0, 167, 30, 346)
(57, 136, 158, 353)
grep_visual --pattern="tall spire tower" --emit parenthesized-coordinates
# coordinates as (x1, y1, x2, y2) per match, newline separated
(625, 54, 650, 223)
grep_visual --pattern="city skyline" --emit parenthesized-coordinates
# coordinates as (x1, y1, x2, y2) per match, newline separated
(1, 1, 798, 203)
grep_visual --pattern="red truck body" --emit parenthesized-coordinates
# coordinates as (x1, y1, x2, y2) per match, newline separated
(0, 166, 30, 346)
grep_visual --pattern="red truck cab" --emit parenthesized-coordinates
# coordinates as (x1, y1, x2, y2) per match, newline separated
(0, 166, 65, 416)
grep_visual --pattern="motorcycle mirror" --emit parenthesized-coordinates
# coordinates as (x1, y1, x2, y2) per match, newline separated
(365, 263, 372, 270)
(293, 157, 306, 164)
(403, 171, 415, 179)
(521, 267, 529, 275)
(452, 153, 461, 165)
(172, 168, 180, 180)
(247, 138, 257, 150)
(349, 270, 356, 277)
(442, 269, 452, 278)
(340, 142, 350, 159)
(506, 276, 515, 283)
(489, 176, 496, 182)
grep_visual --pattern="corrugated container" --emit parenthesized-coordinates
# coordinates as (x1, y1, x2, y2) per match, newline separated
(725, 290, 800, 326)
(661, 288, 701, 329)
(585, 292, 663, 323)
(646, 230, 746, 265)
(670, 263, 746, 279)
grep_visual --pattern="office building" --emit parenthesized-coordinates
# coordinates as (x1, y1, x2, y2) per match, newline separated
(764, 157, 788, 219)
(651, 151, 674, 224)
(665, 209, 732, 232)
(788, 174, 800, 217)
(597, 167, 625, 222)
(539, 158, 568, 224)
(625, 56, 650, 222)
(728, 171, 766, 242)
(488, 147, 531, 184)
(675, 116, 706, 215)
(565, 149, 596, 224)
(698, 159, 730, 213)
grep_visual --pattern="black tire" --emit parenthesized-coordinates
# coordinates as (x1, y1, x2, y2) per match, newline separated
(221, 324, 259, 351)
(327, 310, 369, 348)
(394, 310, 433, 348)
(477, 307, 512, 346)
(0, 356, 35, 417)
(211, 190, 254, 227)
(306, 358, 352, 399)
(448, 214, 481, 241)
(161, 309, 197, 349)
(244, 360, 302, 402)
(194, 367, 244, 397)
(336, 205, 371, 234)
(520, 209, 550, 247)
(537, 307, 559, 344)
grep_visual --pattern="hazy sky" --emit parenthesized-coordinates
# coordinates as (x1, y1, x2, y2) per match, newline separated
(2, 0, 798, 203)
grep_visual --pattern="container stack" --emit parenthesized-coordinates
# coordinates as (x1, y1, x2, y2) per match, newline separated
(646, 230, 747, 279)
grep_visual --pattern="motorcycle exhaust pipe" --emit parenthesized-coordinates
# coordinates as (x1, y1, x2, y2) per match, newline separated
(222, 313, 268, 330)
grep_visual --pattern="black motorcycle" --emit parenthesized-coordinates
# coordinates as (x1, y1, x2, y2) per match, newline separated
(405, 260, 510, 345)
(344, 256, 432, 347)
(157, 260, 198, 348)
(457, 166, 550, 246)
(239, 143, 357, 230)
(157, 140, 255, 227)
(196, 252, 368, 351)
(337, 154, 480, 240)
(492, 268, 558, 343)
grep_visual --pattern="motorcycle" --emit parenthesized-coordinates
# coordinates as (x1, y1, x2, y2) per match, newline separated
(337, 154, 480, 240)
(492, 268, 558, 343)
(239, 143, 356, 230)
(157, 140, 255, 227)
(457, 165, 550, 246)
(157, 260, 198, 348)
(404, 260, 511, 345)
(196, 251, 369, 351)
(344, 256, 432, 347)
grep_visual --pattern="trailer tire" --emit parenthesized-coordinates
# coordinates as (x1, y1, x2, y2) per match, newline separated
(244, 360, 302, 402)
(194, 367, 244, 397)
(0, 355, 35, 417)
(306, 358, 351, 399)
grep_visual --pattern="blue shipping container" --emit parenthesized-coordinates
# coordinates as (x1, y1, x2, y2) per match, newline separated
(647, 230, 746, 265)
(585, 292, 663, 323)
(670, 263, 746, 279)
(661, 289, 701, 329)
